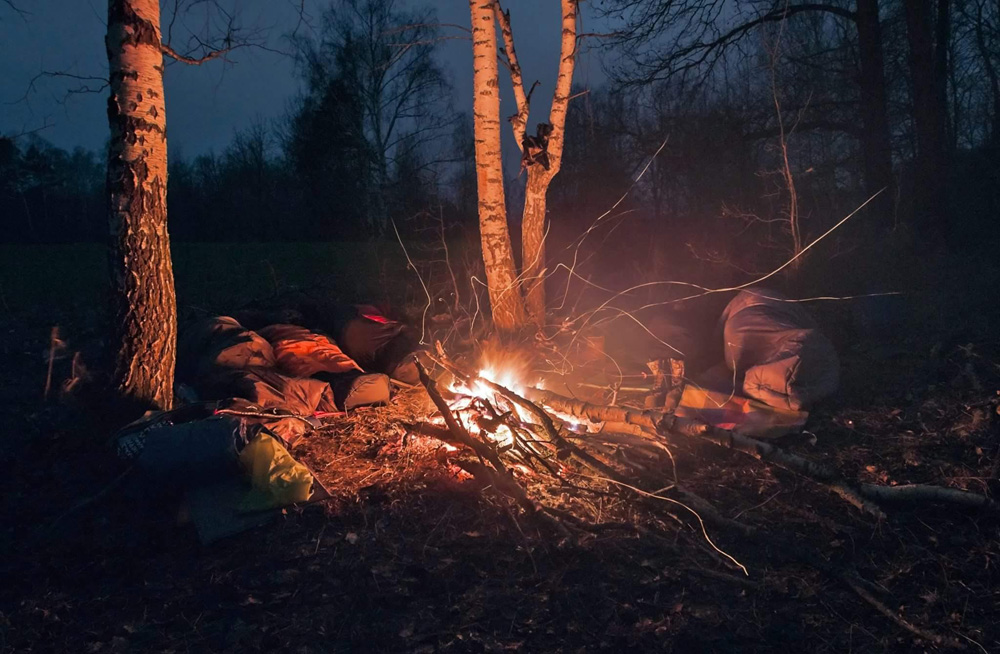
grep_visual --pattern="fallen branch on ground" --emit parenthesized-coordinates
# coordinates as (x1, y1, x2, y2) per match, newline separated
(523, 387, 996, 515)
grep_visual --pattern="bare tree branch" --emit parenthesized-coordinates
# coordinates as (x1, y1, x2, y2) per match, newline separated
(0, 0, 29, 20)
(161, 42, 233, 65)
(494, 1, 531, 149)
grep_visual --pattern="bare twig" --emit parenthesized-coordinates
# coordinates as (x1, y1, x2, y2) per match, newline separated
(161, 42, 233, 65)
(842, 577, 966, 648)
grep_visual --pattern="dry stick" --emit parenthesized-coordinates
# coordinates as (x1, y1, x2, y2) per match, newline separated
(529, 388, 998, 514)
(524, 387, 838, 479)
(859, 483, 998, 509)
(43, 326, 59, 400)
(475, 376, 633, 485)
(401, 421, 464, 446)
(830, 483, 889, 520)
(842, 577, 965, 649)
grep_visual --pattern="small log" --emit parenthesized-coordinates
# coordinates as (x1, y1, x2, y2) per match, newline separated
(859, 483, 997, 510)
(524, 387, 838, 481)
(401, 421, 463, 447)
(830, 483, 887, 520)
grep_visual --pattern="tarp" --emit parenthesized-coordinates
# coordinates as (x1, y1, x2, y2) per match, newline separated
(238, 431, 314, 512)
(721, 288, 839, 411)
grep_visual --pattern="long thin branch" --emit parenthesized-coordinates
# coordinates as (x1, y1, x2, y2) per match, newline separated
(494, 1, 530, 149)
(161, 42, 232, 65)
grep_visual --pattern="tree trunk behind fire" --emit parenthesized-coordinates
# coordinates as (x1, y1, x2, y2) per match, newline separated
(904, 0, 951, 238)
(855, 0, 895, 226)
(520, 0, 578, 325)
(106, 0, 177, 411)
(469, 0, 527, 331)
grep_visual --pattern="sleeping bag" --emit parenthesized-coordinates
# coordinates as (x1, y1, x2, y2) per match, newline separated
(721, 288, 839, 410)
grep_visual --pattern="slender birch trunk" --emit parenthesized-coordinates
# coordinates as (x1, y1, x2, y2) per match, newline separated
(497, 0, 578, 326)
(469, 0, 527, 331)
(106, 0, 177, 411)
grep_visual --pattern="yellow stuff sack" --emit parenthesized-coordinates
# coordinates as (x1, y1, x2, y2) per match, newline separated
(238, 432, 313, 512)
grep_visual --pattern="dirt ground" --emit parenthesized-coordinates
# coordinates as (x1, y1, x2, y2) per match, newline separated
(2, 271, 999, 653)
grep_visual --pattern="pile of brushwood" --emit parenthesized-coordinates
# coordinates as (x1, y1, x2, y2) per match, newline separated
(3, 298, 1000, 652)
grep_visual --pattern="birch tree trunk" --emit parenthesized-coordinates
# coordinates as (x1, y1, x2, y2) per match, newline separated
(106, 0, 177, 411)
(469, 0, 527, 331)
(514, 0, 578, 326)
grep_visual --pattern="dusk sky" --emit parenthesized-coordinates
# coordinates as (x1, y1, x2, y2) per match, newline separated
(0, 1, 608, 158)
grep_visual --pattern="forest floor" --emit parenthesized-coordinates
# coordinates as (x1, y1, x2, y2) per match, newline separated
(2, 245, 1000, 653)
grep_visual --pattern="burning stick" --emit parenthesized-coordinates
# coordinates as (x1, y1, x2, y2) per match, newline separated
(415, 360, 507, 473)
(472, 375, 631, 484)
(413, 360, 569, 537)
(430, 352, 635, 484)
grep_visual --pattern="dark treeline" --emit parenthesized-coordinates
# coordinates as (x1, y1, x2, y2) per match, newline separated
(3, 0, 999, 279)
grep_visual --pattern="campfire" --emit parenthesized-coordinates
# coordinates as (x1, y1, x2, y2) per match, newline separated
(402, 342, 997, 559)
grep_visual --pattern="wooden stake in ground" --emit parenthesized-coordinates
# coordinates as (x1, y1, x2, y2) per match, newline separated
(106, 0, 177, 412)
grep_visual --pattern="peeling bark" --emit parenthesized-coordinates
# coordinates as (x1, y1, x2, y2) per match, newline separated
(469, 0, 527, 332)
(106, 0, 177, 411)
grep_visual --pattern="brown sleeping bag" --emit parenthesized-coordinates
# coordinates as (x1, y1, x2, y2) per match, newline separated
(721, 288, 839, 411)
(256, 324, 362, 377)
(177, 315, 276, 381)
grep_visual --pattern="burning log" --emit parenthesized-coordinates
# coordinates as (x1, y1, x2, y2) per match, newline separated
(471, 375, 633, 485)
(413, 360, 570, 537)
(523, 387, 838, 480)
